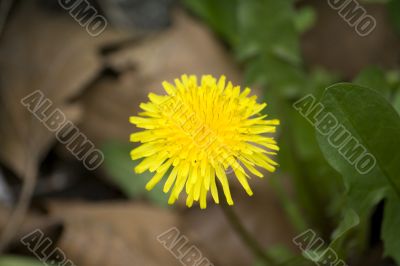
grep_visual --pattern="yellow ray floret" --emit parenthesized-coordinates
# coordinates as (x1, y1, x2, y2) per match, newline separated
(130, 74, 280, 209)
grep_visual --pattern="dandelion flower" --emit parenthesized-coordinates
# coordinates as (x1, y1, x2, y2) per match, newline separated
(130, 75, 279, 209)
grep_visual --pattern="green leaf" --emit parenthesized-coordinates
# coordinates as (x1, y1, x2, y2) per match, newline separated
(316, 83, 400, 261)
(331, 208, 359, 242)
(328, 207, 363, 258)
(0, 256, 45, 266)
(317, 83, 400, 211)
(382, 193, 400, 265)
(102, 141, 169, 207)
(293, 6, 316, 34)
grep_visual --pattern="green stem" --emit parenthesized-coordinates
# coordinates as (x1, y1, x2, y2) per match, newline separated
(220, 203, 278, 266)
(283, 102, 333, 237)
(269, 175, 307, 232)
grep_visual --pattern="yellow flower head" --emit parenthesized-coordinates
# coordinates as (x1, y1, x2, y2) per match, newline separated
(130, 75, 279, 209)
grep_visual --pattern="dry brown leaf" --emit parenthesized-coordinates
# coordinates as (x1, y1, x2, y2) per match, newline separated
(0, 1, 129, 251)
(47, 201, 183, 266)
(0, 205, 61, 245)
(0, 1, 125, 178)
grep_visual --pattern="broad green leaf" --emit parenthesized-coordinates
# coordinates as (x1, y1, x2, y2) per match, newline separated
(0, 256, 44, 266)
(382, 193, 400, 265)
(317, 83, 400, 212)
(102, 141, 169, 207)
(316, 83, 400, 261)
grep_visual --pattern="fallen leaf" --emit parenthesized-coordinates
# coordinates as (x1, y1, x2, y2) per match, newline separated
(0, 1, 125, 178)
(47, 201, 183, 266)
(0, 1, 127, 252)
(0, 204, 61, 246)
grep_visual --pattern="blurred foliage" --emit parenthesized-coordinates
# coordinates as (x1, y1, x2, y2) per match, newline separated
(0, 256, 47, 266)
(254, 244, 313, 266)
(353, 66, 392, 97)
(293, 6, 316, 34)
(388, 0, 400, 35)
